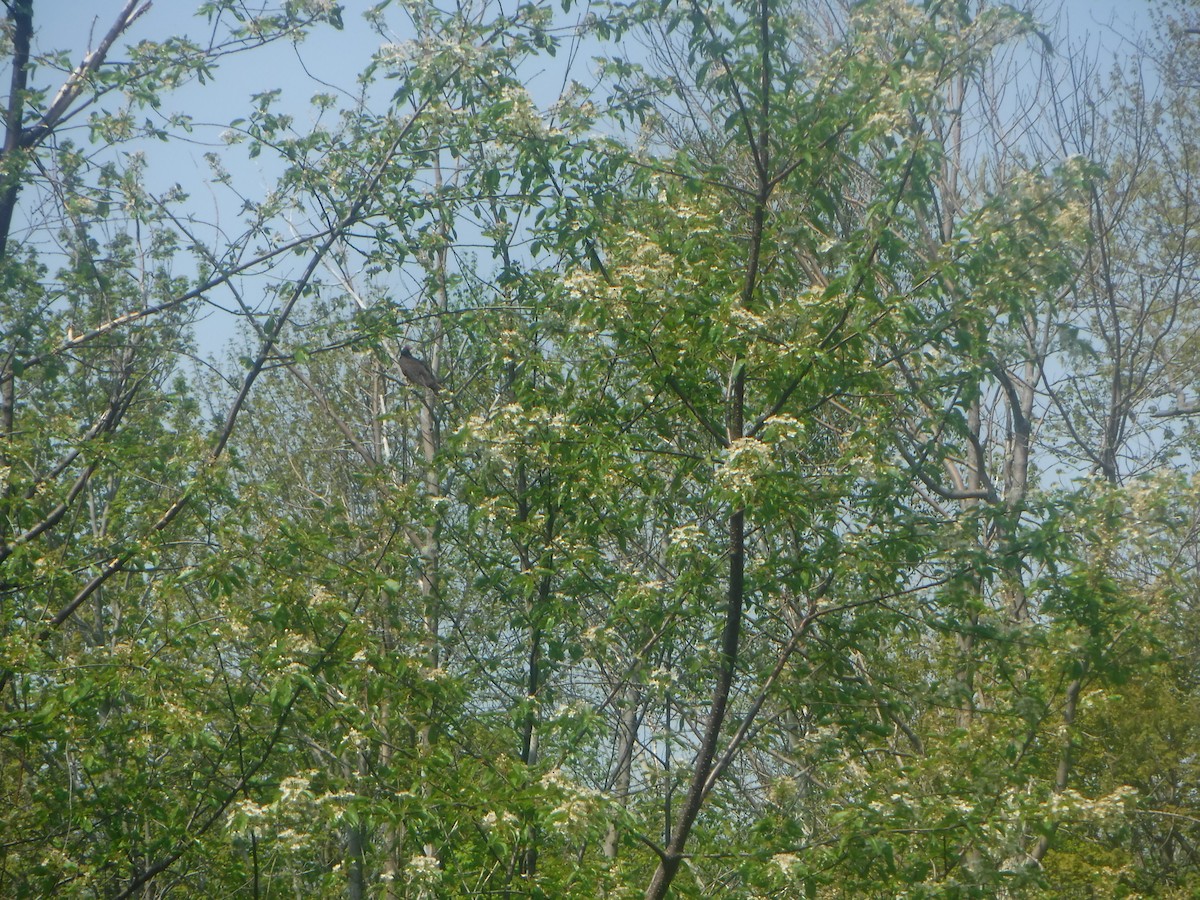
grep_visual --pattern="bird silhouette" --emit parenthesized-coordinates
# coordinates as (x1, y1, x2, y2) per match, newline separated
(399, 346, 440, 392)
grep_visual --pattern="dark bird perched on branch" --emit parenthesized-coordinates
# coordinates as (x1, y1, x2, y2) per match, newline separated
(399, 346, 440, 392)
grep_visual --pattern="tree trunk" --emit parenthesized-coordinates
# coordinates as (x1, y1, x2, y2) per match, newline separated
(0, 0, 33, 261)
(603, 684, 641, 859)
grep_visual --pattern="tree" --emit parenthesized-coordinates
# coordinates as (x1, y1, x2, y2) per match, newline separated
(0, 0, 582, 894)
(6, 0, 1200, 896)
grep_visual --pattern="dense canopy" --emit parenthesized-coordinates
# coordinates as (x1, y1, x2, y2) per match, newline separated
(3, 0, 1200, 896)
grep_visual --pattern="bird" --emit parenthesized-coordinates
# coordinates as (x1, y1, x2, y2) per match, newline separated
(399, 346, 441, 392)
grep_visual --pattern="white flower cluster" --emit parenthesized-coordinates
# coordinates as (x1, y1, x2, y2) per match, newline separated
(1046, 785, 1138, 825)
(563, 266, 617, 310)
(646, 666, 676, 693)
(668, 522, 706, 554)
(728, 305, 766, 331)
(375, 41, 417, 67)
(405, 852, 442, 886)
(540, 768, 602, 835)
(226, 769, 342, 852)
(481, 809, 519, 831)
(715, 437, 773, 499)
(297, 0, 337, 15)
(278, 774, 311, 805)
(772, 852, 801, 876)
(760, 414, 806, 445)
(582, 235, 687, 322)
(465, 402, 572, 473)
(497, 84, 547, 135)
(849, 0, 926, 34)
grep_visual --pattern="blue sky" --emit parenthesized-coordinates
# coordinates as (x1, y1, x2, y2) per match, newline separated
(30, 1, 1162, 160)
(20, 0, 1166, 355)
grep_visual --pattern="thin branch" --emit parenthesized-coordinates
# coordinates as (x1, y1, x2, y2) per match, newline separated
(44, 89, 438, 631)
(2, 224, 341, 384)
(20, 1, 153, 150)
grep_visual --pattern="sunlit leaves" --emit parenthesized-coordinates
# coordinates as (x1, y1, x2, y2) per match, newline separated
(4, 0, 1200, 896)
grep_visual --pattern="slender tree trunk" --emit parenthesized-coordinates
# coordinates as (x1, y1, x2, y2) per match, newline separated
(957, 397, 987, 877)
(0, 0, 32, 561)
(0, 0, 33, 262)
(956, 396, 983, 729)
(997, 357, 1036, 621)
(662, 659, 673, 849)
(1030, 672, 1084, 864)
(603, 684, 641, 859)
(412, 163, 449, 877)
(0, 362, 15, 560)
(645, 354, 747, 899)
(346, 821, 366, 900)
(420, 156, 448, 676)
(417, 390, 440, 671)
(380, 727, 401, 897)
(645, 1, 767, 889)
(644, 505, 745, 900)
(343, 740, 369, 900)
(520, 614, 542, 877)
(513, 458, 554, 880)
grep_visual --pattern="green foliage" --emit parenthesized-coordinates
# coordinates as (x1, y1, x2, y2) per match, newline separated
(3, 0, 1200, 897)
